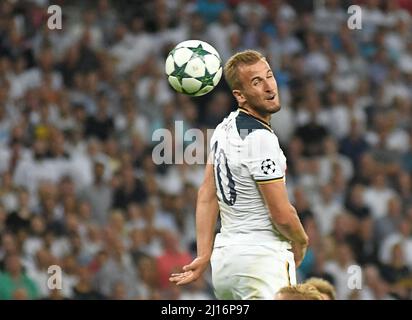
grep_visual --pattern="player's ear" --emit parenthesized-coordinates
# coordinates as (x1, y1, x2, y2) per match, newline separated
(232, 89, 245, 105)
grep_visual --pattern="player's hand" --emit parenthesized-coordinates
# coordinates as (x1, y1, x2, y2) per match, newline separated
(169, 256, 209, 286)
(291, 242, 307, 268)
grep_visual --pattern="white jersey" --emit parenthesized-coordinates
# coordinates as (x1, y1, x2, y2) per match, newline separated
(210, 108, 291, 250)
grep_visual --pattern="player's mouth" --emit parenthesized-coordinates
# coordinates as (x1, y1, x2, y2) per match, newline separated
(266, 94, 276, 101)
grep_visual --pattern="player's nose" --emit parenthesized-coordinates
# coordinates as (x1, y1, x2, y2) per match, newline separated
(264, 86, 275, 95)
(263, 79, 275, 92)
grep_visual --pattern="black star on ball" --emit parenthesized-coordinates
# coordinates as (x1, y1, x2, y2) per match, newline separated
(261, 159, 276, 175)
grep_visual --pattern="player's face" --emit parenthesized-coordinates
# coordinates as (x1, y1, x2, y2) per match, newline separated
(234, 59, 281, 115)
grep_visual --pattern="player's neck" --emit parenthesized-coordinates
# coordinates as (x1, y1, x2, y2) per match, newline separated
(238, 106, 271, 127)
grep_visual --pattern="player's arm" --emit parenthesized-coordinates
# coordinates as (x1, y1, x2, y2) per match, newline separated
(258, 181, 308, 266)
(169, 160, 219, 285)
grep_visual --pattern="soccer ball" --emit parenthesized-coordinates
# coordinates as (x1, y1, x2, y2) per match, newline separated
(165, 40, 223, 96)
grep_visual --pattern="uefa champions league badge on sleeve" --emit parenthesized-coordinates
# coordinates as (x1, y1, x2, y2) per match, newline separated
(261, 159, 277, 175)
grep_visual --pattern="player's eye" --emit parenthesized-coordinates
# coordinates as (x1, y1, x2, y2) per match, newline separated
(253, 79, 261, 86)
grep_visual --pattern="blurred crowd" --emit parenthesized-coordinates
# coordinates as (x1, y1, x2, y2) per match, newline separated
(0, 0, 412, 300)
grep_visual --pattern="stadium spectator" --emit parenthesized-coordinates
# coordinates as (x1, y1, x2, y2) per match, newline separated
(275, 283, 324, 300)
(304, 277, 336, 300)
(0, 253, 39, 299)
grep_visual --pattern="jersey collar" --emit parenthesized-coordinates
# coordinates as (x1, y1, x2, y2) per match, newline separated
(238, 107, 272, 131)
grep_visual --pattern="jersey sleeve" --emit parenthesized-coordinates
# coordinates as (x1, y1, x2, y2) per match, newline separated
(243, 129, 284, 184)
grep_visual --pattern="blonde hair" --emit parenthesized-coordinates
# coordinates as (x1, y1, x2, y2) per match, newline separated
(305, 278, 336, 300)
(276, 284, 324, 300)
(224, 50, 264, 90)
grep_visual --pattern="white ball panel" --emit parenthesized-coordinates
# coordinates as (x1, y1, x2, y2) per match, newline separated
(168, 76, 183, 93)
(165, 55, 175, 75)
(194, 85, 214, 96)
(200, 41, 220, 58)
(185, 57, 206, 78)
(176, 40, 202, 48)
(213, 67, 223, 86)
(173, 47, 193, 67)
(204, 54, 221, 74)
(182, 78, 202, 93)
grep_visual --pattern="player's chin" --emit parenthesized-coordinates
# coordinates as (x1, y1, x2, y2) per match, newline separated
(266, 100, 281, 113)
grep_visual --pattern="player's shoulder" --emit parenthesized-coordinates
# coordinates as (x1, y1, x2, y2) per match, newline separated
(210, 110, 238, 145)
(211, 109, 278, 145)
(235, 109, 276, 141)
(214, 110, 238, 130)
